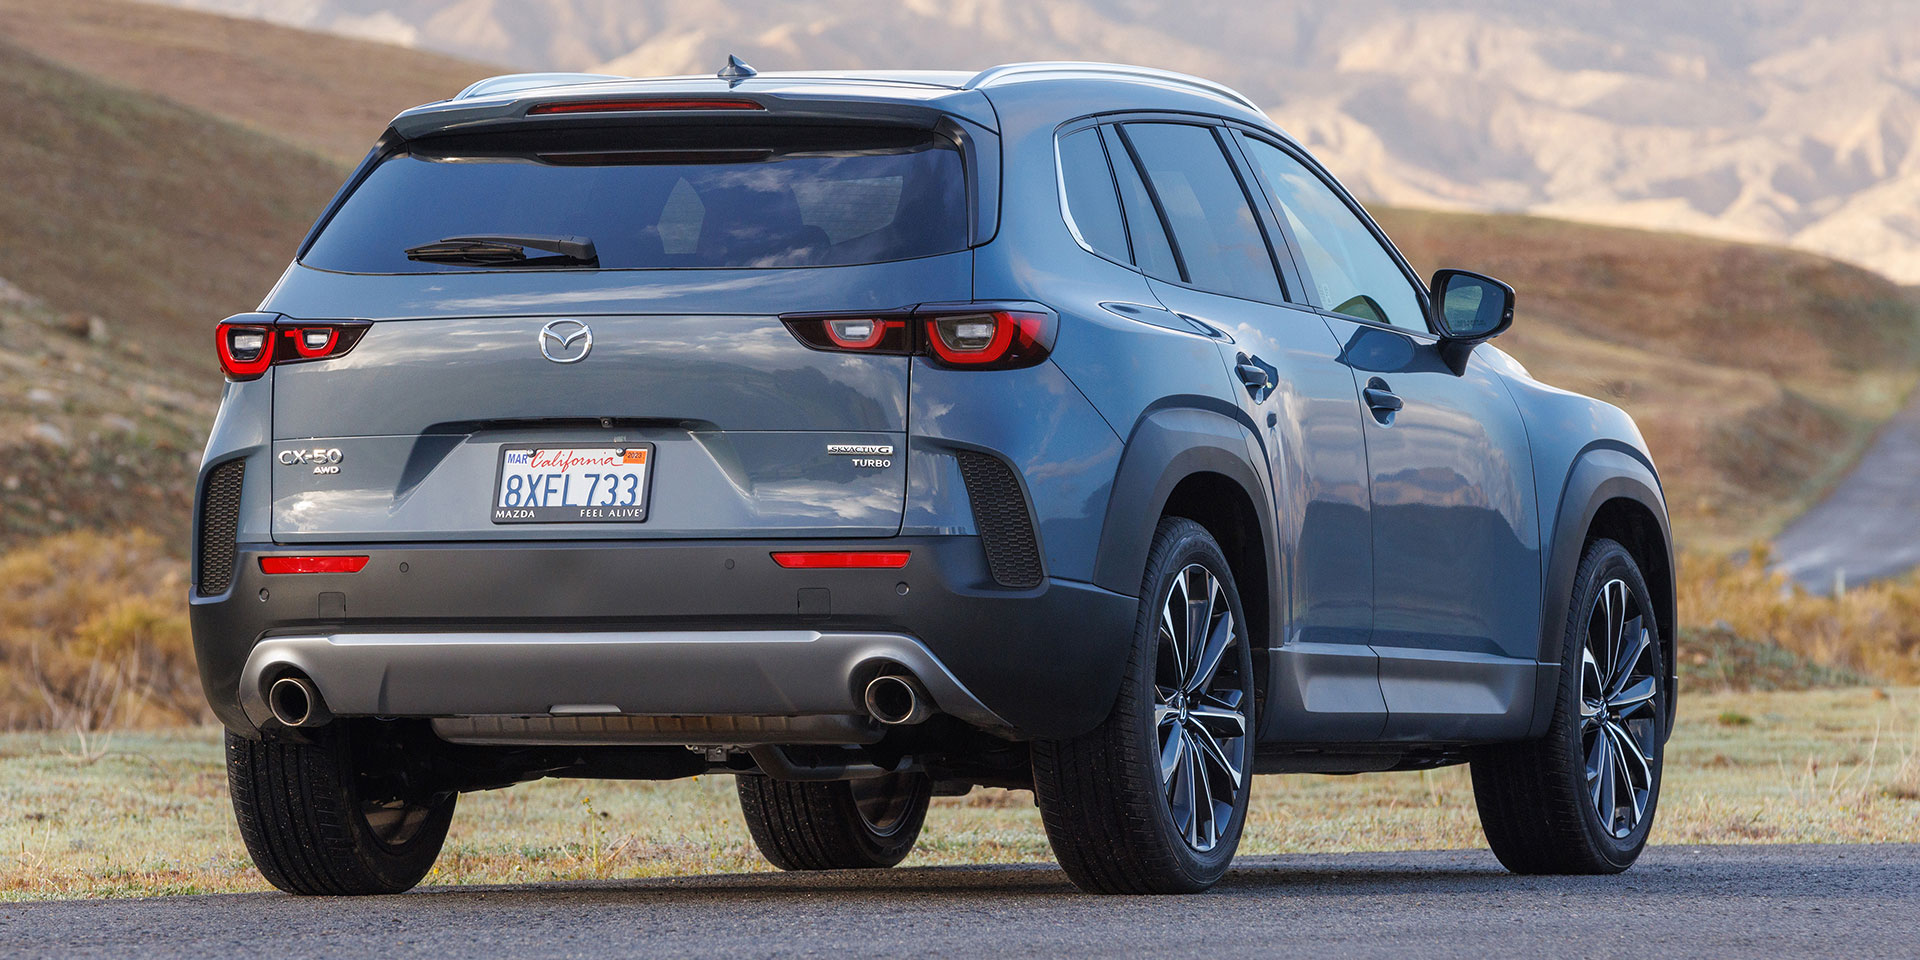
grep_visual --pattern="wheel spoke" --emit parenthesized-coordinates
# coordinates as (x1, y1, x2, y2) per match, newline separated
(1188, 701, 1247, 739)
(1594, 730, 1618, 831)
(1608, 675, 1658, 716)
(1184, 568, 1211, 685)
(1580, 646, 1605, 720)
(1607, 720, 1654, 791)
(1192, 734, 1217, 850)
(1187, 717, 1244, 790)
(1606, 580, 1626, 675)
(1186, 609, 1235, 695)
(1159, 719, 1186, 785)
(1177, 738, 1200, 846)
(1166, 572, 1191, 680)
(1605, 723, 1644, 832)
(1585, 729, 1610, 812)
(1610, 619, 1648, 698)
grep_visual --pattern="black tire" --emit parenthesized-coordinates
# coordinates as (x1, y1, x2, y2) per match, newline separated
(1471, 538, 1667, 874)
(1031, 517, 1256, 894)
(736, 772, 932, 870)
(226, 724, 455, 895)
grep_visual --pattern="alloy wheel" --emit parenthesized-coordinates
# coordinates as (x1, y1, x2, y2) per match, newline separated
(1580, 578, 1661, 839)
(1154, 563, 1249, 852)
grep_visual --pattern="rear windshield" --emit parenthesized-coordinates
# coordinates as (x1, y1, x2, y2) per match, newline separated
(302, 125, 970, 273)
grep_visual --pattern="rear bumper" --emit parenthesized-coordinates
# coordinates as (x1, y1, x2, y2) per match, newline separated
(237, 630, 1008, 735)
(191, 536, 1137, 741)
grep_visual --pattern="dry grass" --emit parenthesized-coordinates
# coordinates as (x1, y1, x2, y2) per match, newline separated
(1, 687, 1913, 901)
(1678, 549, 1920, 685)
(0, 531, 207, 733)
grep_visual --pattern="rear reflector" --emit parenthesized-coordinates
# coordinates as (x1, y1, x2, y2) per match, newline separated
(528, 98, 765, 115)
(771, 551, 911, 569)
(259, 556, 371, 575)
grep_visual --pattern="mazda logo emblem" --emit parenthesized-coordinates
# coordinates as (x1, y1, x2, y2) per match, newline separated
(539, 319, 593, 363)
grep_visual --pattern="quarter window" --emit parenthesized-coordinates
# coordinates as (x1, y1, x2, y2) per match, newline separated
(1240, 138, 1426, 332)
(1104, 127, 1181, 281)
(1057, 127, 1130, 263)
(1119, 123, 1283, 303)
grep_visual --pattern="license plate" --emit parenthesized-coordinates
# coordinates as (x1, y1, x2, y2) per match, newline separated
(491, 444, 654, 523)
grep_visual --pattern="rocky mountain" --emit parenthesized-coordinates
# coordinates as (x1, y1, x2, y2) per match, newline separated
(139, 0, 1920, 283)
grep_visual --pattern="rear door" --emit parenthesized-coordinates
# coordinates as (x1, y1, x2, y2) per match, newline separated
(1106, 118, 1385, 741)
(1235, 133, 1544, 740)
(267, 122, 972, 542)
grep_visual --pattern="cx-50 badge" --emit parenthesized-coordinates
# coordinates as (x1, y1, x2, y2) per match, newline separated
(539, 319, 593, 363)
(279, 447, 343, 475)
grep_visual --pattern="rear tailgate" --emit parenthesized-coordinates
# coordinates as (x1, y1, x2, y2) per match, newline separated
(265, 258, 967, 542)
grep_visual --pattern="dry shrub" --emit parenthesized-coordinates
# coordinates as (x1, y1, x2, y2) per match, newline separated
(1679, 549, 1920, 686)
(0, 530, 206, 730)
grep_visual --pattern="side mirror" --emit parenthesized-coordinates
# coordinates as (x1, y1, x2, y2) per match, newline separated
(1429, 268, 1515, 374)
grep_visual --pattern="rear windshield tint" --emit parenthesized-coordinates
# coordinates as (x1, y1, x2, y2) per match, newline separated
(303, 125, 970, 273)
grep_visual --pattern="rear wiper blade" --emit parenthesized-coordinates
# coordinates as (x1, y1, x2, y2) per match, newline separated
(404, 234, 598, 267)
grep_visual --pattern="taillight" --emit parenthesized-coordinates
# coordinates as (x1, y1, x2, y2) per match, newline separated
(780, 304, 1056, 370)
(259, 555, 370, 574)
(784, 314, 913, 355)
(216, 318, 274, 379)
(215, 314, 369, 381)
(527, 98, 765, 115)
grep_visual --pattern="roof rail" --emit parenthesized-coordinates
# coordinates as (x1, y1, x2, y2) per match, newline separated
(963, 62, 1263, 113)
(455, 73, 628, 101)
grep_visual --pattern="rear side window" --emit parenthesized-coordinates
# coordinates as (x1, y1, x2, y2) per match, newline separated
(303, 125, 969, 273)
(1240, 137, 1426, 332)
(1056, 128, 1129, 263)
(1119, 123, 1283, 303)
(1104, 128, 1181, 282)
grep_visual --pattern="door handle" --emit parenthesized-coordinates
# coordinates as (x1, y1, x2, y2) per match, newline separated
(1363, 377, 1402, 423)
(1235, 353, 1275, 402)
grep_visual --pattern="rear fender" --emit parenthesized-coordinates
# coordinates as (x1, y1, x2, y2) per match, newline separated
(1091, 402, 1275, 610)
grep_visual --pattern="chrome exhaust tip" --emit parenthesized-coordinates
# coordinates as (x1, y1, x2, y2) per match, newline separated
(267, 675, 332, 728)
(864, 674, 934, 726)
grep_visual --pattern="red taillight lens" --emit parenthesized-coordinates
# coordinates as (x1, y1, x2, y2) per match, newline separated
(528, 98, 765, 115)
(771, 551, 911, 569)
(780, 305, 1056, 370)
(288, 326, 338, 358)
(215, 314, 368, 381)
(216, 319, 274, 379)
(259, 556, 370, 575)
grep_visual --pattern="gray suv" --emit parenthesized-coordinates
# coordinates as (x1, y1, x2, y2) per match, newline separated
(192, 61, 1675, 895)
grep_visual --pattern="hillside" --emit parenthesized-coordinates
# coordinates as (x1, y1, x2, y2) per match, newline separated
(143, 0, 1920, 284)
(0, 40, 344, 366)
(0, 0, 490, 165)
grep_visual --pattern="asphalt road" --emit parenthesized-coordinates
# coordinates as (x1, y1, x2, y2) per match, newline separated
(1774, 391, 1920, 590)
(3, 845, 1914, 959)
